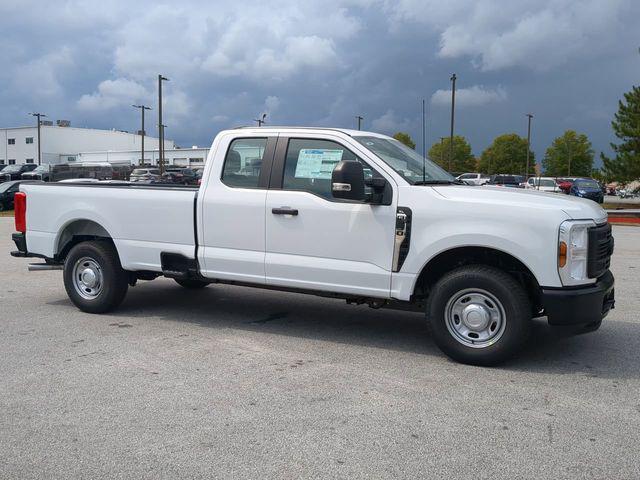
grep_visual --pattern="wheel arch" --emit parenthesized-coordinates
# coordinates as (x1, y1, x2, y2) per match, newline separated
(55, 219, 116, 262)
(413, 246, 542, 312)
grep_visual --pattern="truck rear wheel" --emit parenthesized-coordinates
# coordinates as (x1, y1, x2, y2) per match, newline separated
(174, 278, 209, 289)
(426, 265, 531, 366)
(63, 240, 128, 313)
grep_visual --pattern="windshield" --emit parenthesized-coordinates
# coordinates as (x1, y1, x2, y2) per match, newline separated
(0, 182, 16, 193)
(32, 165, 49, 173)
(538, 179, 556, 187)
(3, 165, 22, 173)
(575, 180, 599, 189)
(354, 136, 454, 184)
(493, 175, 517, 184)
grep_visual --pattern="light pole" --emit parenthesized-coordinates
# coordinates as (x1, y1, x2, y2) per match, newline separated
(355, 115, 363, 131)
(449, 73, 457, 172)
(29, 112, 46, 165)
(525, 113, 533, 178)
(132, 104, 151, 166)
(421, 100, 426, 182)
(158, 74, 169, 174)
(254, 113, 267, 127)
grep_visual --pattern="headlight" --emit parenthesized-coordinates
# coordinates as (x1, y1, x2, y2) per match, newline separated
(578, 190, 586, 194)
(558, 219, 595, 286)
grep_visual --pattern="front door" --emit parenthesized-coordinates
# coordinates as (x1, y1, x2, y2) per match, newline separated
(265, 135, 397, 298)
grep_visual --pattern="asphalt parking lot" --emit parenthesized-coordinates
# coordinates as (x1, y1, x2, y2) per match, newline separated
(1, 218, 639, 479)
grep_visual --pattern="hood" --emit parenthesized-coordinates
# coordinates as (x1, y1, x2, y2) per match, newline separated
(431, 185, 607, 223)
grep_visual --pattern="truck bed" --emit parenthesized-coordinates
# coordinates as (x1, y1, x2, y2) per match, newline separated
(21, 182, 199, 272)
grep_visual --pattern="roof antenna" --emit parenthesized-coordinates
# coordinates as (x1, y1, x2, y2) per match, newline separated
(422, 98, 426, 183)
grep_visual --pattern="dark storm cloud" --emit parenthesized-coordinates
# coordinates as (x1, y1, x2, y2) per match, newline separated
(1, 0, 637, 164)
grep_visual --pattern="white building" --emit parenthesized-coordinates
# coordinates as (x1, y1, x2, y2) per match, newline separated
(0, 122, 174, 166)
(77, 146, 210, 168)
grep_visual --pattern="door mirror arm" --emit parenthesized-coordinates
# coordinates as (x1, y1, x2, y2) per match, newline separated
(364, 177, 387, 204)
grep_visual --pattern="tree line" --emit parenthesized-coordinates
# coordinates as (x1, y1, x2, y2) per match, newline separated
(391, 84, 640, 182)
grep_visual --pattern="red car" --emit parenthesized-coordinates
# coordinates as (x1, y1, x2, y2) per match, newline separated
(557, 178, 574, 194)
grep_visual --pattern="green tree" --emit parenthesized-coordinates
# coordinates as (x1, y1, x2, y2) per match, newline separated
(428, 135, 476, 172)
(393, 132, 416, 149)
(542, 130, 594, 177)
(601, 86, 640, 182)
(478, 133, 535, 175)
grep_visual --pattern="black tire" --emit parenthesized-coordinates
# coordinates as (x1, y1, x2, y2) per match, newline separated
(63, 240, 128, 313)
(426, 265, 531, 366)
(174, 278, 209, 289)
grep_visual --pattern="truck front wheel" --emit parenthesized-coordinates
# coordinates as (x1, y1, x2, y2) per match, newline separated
(63, 241, 129, 314)
(426, 265, 531, 366)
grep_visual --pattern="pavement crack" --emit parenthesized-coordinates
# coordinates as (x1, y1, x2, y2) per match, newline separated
(250, 312, 289, 325)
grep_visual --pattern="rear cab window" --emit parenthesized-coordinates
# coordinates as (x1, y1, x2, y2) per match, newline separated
(221, 138, 267, 188)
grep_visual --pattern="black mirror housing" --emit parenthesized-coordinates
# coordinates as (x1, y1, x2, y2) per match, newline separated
(332, 160, 366, 201)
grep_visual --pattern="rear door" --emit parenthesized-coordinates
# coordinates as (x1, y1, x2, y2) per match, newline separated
(264, 134, 397, 298)
(198, 133, 277, 284)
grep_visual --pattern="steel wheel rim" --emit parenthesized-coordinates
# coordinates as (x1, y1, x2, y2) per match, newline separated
(72, 257, 104, 300)
(444, 288, 506, 348)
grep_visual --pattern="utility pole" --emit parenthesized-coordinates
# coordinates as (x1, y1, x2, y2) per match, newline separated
(355, 115, 363, 131)
(525, 113, 533, 178)
(440, 137, 446, 168)
(132, 105, 151, 166)
(29, 112, 46, 165)
(449, 73, 457, 172)
(421, 100, 426, 182)
(254, 113, 267, 127)
(158, 74, 169, 174)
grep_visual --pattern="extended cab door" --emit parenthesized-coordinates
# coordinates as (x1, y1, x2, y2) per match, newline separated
(264, 134, 397, 298)
(198, 132, 277, 284)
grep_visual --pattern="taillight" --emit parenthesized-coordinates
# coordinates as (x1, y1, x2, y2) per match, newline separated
(14, 192, 26, 233)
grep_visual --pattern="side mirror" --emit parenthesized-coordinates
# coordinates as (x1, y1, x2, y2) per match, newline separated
(331, 160, 365, 201)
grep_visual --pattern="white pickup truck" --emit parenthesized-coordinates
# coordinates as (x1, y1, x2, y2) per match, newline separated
(10, 127, 615, 365)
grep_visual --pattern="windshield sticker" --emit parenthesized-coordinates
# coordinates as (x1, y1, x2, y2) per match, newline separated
(295, 149, 343, 179)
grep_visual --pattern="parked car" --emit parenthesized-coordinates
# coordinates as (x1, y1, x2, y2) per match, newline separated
(21, 163, 76, 182)
(130, 168, 162, 183)
(0, 165, 6, 172)
(524, 177, 561, 193)
(456, 172, 490, 186)
(1, 164, 38, 183)
(162, 167, 199, 185)
(67, 162, 127, 181)
(556, 178, 575, 194)
(570, 178, 604, 203)
(486, 174, 525, 188)
(0, 180, 42, 211)
(11, 127, 614, 366)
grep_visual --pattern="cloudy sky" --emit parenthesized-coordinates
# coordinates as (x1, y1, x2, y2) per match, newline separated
(1, 0, 638, 164)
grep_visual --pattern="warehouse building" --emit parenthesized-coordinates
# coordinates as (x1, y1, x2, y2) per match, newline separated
(0, 121, 174, 166)
(77, 146, 209, 167)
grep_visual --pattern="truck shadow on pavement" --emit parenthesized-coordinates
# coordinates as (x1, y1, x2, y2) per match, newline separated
(67, 279, 640, 378)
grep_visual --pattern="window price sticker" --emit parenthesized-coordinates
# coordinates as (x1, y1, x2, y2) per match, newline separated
(295, 149, 344, 179)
